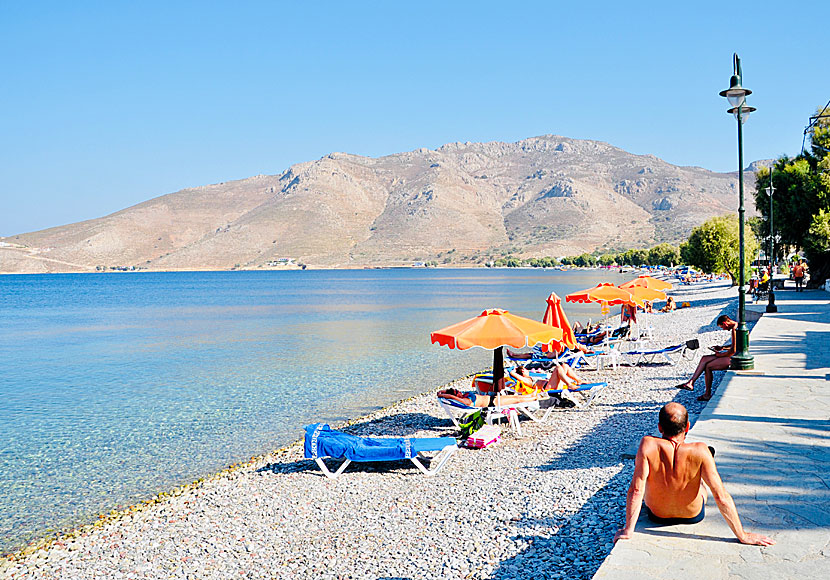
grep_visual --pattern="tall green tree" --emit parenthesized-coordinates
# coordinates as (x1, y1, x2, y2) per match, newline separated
(647, 243, 681, 267)
(680, 215, 758, 284)
(754, 104, 830, 285)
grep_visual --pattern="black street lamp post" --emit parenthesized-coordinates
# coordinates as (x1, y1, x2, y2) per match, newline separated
(719, 53, 755, 370)
(766, 177, 777, 313)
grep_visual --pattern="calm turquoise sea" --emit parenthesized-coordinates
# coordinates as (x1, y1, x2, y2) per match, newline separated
(0, 268, 632, 553)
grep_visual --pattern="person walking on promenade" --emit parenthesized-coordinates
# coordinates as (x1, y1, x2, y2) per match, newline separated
(792, 259, 807, 291)
(614, 403, 775, 546)
(675, 315, 735, 401)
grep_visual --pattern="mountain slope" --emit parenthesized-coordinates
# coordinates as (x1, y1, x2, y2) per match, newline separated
(0, 135, 754, 272)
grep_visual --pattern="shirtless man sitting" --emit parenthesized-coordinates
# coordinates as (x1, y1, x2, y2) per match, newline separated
(614, 403, 774, 546)
(675, 314, 736, 401)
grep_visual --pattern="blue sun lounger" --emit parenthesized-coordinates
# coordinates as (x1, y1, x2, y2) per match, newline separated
(304, 423, 458, 479)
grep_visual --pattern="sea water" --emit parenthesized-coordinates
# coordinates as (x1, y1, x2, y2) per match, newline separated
(0, 268, 632, 553)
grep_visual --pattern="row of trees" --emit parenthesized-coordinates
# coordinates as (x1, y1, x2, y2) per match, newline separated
(488, 243, 683, 269)
(559, 243, 682, 268)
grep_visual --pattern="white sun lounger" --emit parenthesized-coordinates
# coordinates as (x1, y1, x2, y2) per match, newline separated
(437, 393, 545, 436)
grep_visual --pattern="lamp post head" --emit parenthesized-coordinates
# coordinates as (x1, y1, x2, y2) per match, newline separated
(720, 75, 752, 108)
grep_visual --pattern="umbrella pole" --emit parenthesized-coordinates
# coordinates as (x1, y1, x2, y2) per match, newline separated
(493, 347, 505, 392)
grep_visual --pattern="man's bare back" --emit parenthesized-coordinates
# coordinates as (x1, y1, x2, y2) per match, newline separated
(641, 436, 708, 519)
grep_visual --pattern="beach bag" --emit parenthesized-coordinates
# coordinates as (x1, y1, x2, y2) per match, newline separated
(611, 325, 630, 339)
(458, 411, 485, 438)
(685, 339, 700, 350)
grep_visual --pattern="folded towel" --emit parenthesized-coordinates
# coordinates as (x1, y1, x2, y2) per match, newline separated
(304, 424, 455, 462)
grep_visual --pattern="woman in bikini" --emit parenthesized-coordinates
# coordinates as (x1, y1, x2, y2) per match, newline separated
(510, 363, 582, 393)
(437, 388, 542, 407)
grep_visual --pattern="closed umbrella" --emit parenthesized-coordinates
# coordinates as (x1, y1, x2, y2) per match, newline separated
(541, 292, 576, 352)
(431, 309, 564, 392)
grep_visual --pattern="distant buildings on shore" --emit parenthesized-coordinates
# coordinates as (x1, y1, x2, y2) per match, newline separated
(266, 258, 295, 267)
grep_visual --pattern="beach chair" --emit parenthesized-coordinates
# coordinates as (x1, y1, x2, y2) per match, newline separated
(304, 423, 458, 479)
(620, 344, 687, 366)
(507, 343, 614, 371)
(544, 381, 608, 413)
(436, 390, 546, 436)
(620, 339, 698, 366)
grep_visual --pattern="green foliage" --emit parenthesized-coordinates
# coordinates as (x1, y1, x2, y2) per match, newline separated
(805, 209, 830, 260)
(618, 248, 648, 266)
(747, 216, 764, 244)
(752, 105, 830, 285)
(646, 243, 681, 267)
(573, 253, 596, 267)
(681, 215, 758, 283)
(526, 257, 560, 268)
(754, 159, 828, 250)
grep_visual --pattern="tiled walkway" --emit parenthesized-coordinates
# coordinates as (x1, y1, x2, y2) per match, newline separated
(595, 288, 830, 579)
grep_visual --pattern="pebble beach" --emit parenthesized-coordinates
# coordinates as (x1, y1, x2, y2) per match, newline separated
(2, 280, 743, 580)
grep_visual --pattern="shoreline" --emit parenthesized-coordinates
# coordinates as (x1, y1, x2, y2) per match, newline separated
(1, 281, 742, 579)
(0, 262, 661, 276)
(1, 372, 482, 561)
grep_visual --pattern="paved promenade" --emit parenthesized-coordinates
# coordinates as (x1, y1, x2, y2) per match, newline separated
(595, 288, 830, 579)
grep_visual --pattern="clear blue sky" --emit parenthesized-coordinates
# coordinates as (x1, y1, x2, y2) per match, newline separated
(2, 1, 827, 236)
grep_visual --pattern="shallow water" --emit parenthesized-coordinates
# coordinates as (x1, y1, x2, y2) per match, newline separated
(0, 268, 633, 553)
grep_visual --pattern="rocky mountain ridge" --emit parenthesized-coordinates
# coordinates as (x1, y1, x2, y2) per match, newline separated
(1, 135, 756, 273)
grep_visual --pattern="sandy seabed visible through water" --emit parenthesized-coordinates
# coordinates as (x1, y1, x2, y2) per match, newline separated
(2, 281, 745, 580)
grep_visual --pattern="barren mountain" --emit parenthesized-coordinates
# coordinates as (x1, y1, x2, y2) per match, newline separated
(1, 135, 755, 273)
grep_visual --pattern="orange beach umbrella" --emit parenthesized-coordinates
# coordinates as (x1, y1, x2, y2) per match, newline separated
(620, 275, 673, 291)
(622, 284, 667, 305)
(541, 292, 576, 351)
(565, 283, 636, 306)
(431, 309, 564, 391)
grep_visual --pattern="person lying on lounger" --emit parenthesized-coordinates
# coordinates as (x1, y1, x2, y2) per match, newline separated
(507, 342, 594, 360)
(614, 403, 774, 546)
(582, 325, 630, 345)
(510, 363, 583, 393)
(437, 388, 543, 407)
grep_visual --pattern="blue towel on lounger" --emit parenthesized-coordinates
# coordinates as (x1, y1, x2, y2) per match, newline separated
(304, 423, 455, 462)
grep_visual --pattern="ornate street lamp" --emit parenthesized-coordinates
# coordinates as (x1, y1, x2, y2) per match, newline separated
(719, 53, 755, 370)
(766, 176, 777, 313)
